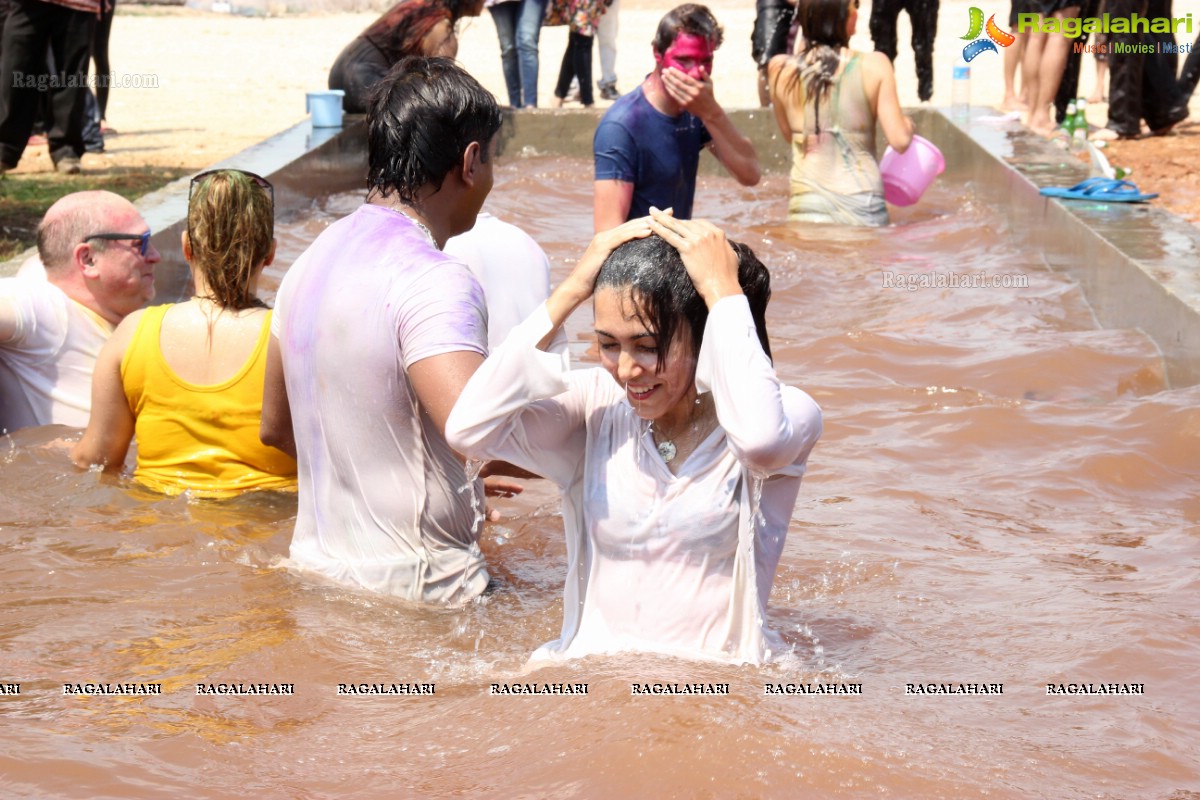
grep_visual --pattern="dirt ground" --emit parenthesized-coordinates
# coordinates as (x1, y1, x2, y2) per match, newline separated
(2, 1, 1197, 228)
(1098, 120, 1200, 226)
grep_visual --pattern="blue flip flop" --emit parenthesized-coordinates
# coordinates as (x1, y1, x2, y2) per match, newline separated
(1040, 177, 1158, 202)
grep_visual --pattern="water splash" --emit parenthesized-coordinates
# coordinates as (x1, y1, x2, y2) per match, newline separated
(458, 458, 487, 534)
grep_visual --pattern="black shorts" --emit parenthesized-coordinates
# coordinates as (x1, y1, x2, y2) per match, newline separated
(1008, 0, 1038, 27)
(752, 0, 795, 67)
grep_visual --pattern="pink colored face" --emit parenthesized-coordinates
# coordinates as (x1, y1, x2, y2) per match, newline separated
(656, 33, 715, 81)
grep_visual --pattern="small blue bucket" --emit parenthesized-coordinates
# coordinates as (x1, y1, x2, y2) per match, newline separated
(307, 90, 345, 128)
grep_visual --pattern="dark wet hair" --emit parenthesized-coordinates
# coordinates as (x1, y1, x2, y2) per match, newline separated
(594, 235, 771, 373)
(781, 0, 853, 132)
(652, 3, 724, 56)
(366, 56, 502, 204)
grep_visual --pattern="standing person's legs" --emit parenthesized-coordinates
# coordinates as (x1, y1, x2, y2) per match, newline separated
(1002, 0, 1030, 110)
(1177, 32, 1200, 104)
(1027, 7, 1079, 134)
(92, 0, 113, 121)
(1052, 0, 1096, 124)
(1140, 0, 1184, 133)
(870, 0, 902, 61)
(1053, 43, 1082, 125)
(910, 0, 938, 102)
(489, 1, 522, 106)
(45, 3, 93, 169)
(596, 0, 618, 97)
(1021, 27, 1048, 127)
(0, 0, 52, 168)
(571, 30, 594, 106)
(515, 0, 547, 106)
(1098, 0, 1142, 137)
(1087, 43, 1108, 103)
(752, 0, 793, 106)
(553, 33, 577, 105)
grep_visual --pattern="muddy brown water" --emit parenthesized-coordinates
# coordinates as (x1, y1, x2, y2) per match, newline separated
(2, 158, 1199, 799)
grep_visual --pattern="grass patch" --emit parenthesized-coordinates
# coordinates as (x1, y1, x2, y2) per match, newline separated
(0, 166, 188, 262)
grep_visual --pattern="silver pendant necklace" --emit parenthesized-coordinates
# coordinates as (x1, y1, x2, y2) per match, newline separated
(651, 396, 710, 464)
(396, 206, 436, 248)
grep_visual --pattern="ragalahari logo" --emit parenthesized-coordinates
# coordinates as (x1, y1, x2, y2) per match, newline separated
(961, 7, 1016, 60)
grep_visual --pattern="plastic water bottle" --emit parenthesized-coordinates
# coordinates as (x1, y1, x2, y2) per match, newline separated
(951, 59, 970, 120)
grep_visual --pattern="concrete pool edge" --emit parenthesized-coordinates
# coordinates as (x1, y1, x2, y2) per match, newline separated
(5, 107, 1197, 386)
(0, 119, 340, 280)
(926, 108, 1200, 388)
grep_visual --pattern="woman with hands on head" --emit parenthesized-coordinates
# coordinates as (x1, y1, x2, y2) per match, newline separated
(71, 170, 297, 498)
(768, 0, 914, 226)
(446, 209, 822, 664)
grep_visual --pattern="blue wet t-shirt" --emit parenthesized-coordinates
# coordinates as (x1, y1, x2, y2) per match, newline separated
(593, 86, 712, 221)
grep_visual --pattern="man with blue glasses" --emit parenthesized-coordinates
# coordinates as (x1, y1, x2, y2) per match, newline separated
(0, 190, 161, 433)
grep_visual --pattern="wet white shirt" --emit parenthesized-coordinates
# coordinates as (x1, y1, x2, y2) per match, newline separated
(273, 205, 490, 604)
(447, 295, 823, 663)
(0, 276, 113, 433)
(444, 213, 552, 351)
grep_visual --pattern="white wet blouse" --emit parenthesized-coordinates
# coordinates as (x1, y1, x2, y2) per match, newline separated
(447, 295, 823, 664)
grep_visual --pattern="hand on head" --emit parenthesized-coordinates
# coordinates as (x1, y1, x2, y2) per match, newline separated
(542, 216, 656, 341)
(564, 215, 656, 301)
(647, 208, 741, 308)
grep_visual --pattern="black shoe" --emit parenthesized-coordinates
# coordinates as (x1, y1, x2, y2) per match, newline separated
(54, 156, 82, 175)
(1151, 105, 1189, 136)
(599, 84, 621, 101)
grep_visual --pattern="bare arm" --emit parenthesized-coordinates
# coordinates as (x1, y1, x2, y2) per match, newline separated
(259, 333, 296, 459)
(703, 113, 762, 186)
(662, 67, 761, 186)
(0, 297, 18, 342)
(544, 216, 655, 345)
(864, 50, 914, 153)
(593, 180, 635, 233)
(766, 55, 795, 141)
(71, 314, 138, 471)
(648, 211, 822, 472)
(408, 350, 486, 439)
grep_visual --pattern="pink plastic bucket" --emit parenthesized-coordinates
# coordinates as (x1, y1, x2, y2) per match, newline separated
(879, 135, 945, 206)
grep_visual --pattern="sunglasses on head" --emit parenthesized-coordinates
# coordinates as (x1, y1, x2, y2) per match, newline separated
(188, 168, 275, 241)
(84, 230, 152, 257)
(188, 168, 274, 207)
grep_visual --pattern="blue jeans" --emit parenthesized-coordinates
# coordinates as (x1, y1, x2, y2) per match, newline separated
(489, 0, 547, 107)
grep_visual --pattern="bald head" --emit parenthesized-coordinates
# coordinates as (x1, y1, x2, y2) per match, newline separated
(37, 191, 140, 274)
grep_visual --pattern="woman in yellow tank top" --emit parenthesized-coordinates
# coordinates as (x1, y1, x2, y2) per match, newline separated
(767, 0, 914, 225)
(72, 170, 297, 498)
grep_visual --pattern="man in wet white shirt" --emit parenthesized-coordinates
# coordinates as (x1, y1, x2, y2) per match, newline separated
(261, 57, 505, 605)
(0, 191, 160, 433)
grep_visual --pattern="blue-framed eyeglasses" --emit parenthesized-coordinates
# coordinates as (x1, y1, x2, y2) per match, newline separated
(84, 230, 152, 257)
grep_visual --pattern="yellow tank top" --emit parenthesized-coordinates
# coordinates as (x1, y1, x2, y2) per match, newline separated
(120, 304, 297, 498)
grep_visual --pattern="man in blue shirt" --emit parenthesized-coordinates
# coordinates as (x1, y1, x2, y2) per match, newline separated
(592, 3, 760, 232)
